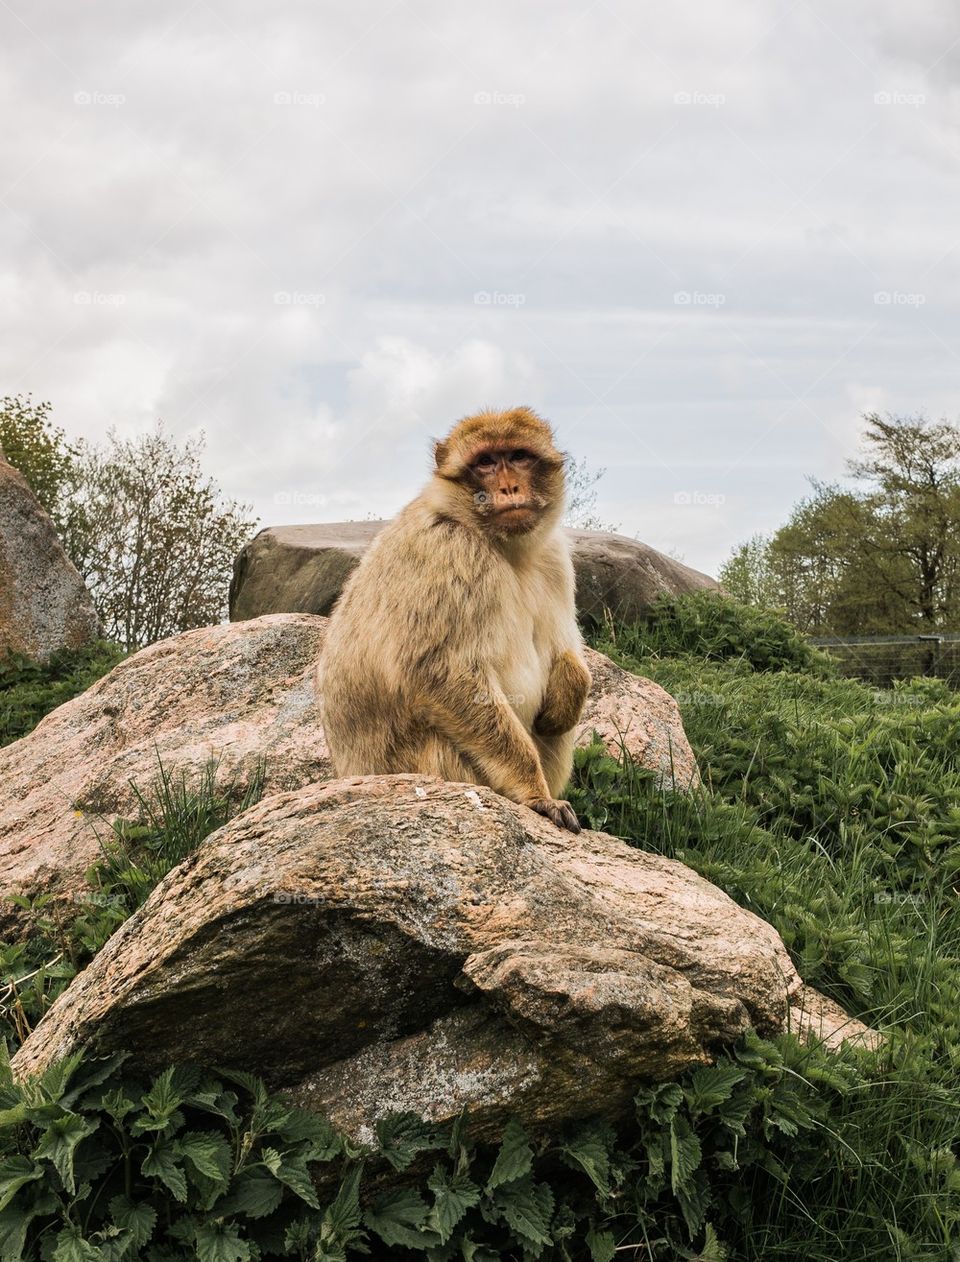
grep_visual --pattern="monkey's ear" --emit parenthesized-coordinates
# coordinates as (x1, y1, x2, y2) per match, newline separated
(433, 439, 449, 470)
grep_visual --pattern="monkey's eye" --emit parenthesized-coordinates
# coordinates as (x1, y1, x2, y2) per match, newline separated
(510, 449, 533, 464)
(472, 454, 496, 472)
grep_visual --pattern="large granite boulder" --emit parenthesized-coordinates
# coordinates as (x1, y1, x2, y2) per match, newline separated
(12, 775, 878, 1138)
(0, 449, 98, 660)
(229, 523, 720, 626)
(0, 614, 698, 940)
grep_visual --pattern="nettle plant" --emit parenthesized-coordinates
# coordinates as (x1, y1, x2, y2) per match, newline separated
(0, 1029, 857, 1262)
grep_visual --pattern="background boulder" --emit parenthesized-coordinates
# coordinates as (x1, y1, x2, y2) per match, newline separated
(229, 523, 720, 625)
(11, 775, 877, 1139)
(0, 449, 98, 661)
(0, 614, 698, 938)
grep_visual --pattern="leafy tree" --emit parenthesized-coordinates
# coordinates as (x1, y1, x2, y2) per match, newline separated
(718, 533, 776, 607)
(844, 413, 960, 626)
(721, 414, 960, 634)
(0, 394, 77, 533)
(63, 424, 257, 651)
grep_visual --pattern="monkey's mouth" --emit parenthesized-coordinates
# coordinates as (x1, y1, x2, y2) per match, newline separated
(492, 504, 539, 532)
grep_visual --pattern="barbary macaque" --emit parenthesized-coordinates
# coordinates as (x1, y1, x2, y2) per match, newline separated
(319, 406, 592, 831)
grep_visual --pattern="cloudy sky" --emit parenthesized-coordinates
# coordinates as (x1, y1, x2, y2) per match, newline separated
(2, 0, 959, 576)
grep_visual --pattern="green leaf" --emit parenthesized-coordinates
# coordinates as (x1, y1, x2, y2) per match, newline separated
(109, 1195, 157, 1247)
(99, 1089, 137, 1125)
(490, 1177, 553, 1251)
(0, 1157, 42, 1212)
(689, 1222, 728, 1261)
(51, 1225, 104, 1261)
(669, 1115, 702, 1195)
(39, 1053, 85, 1106)
(132, 1067, 186, 1135)
(167, 1066, 202, 1097)
(60, 1054, 128, 1109)
(271, 1155, 321, 1210)
(194, 1221, 251, 1262)
(485, 1119, 533, 1193)
(215, 1169, 283, 1219)
(31, 1113, 99, 1193)
(142, 1139, 188, 1202)
(585, 1227, 616, 1262)
(458, 1238, 501, 1262)
(282, 1219, 315, 1254)
(178, 1131, 232, 1185)
(249, 1095, 293, 1138)
(560, 1125, 612, 1197)
(183, 1082, 239, 1125)
(717, 1088, 754, 1137)
(0, 1103, 29, 1129)
(636, 1081, 683, 1125)
(318, 1164, 365, 1255)
(677, 1169, 711, 1240)
(277, 1110, 341, 1157)
(426, 1164, 480, 1244)
(214, 1068, 267, 1106)
(682, 1065, 747, 1115)
(0, 1206, 32, 1262)
(364, 1186, 435, 1249)
(642, 1132, 667, 1195)
(375, 1111, 440, 1171)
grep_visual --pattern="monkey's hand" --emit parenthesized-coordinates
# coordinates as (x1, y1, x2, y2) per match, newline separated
(524, 796, 582, 833)
(533, 649, 592, 737)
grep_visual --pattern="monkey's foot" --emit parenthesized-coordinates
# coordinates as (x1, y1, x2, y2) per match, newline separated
(525, 797, 581, 833)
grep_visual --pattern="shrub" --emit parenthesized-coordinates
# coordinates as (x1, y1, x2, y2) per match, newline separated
(605, 593, 835, 676)
(0, 643, 124, 749)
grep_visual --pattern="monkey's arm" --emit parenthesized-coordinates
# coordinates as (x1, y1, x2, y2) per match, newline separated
(419, 670, 581, 832)
(534, 649, 592, 737)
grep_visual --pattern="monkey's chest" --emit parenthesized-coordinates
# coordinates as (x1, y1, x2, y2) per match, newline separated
(490, 610, 561, 731)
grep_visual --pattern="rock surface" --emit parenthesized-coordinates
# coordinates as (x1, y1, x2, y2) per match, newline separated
(0, 449, 98, 661)
(0, 615, 697, 938)
(11, 775, 877, 1137)
(229, 522, 720, 625)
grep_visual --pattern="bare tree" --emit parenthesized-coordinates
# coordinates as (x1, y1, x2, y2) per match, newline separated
(563, 457, 619, 532)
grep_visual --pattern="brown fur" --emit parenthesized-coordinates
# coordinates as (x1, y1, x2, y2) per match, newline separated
(319, 407, 592, 831)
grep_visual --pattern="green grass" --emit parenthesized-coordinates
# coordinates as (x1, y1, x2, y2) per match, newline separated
(570, 595, 960, 1259)
(0, 642, 124, 747)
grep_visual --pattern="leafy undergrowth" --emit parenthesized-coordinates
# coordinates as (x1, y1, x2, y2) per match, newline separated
(0, 1029, 887, 1262)
(0, 643, 124, 749)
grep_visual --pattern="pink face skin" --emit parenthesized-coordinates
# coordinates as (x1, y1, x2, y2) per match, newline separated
(467, 447, 542, 531)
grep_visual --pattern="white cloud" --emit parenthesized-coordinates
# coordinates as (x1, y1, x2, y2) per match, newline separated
(1, 0, 958, 573)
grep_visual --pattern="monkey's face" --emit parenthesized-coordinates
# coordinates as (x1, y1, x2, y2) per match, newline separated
(467, 447, 546, 534)
(433, 407, 566, 537)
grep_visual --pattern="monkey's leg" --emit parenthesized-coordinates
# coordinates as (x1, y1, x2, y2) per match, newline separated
(415, 733, 484, 786)
(535, 728, 578, 800)
(421, 673, 581, 832)
(533, 649, 592, 738)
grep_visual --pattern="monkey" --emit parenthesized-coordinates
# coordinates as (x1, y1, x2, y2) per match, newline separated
(318, 406, 592, 832)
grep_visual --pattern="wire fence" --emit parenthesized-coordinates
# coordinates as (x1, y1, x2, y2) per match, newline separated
(809, 633, 960, 687)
